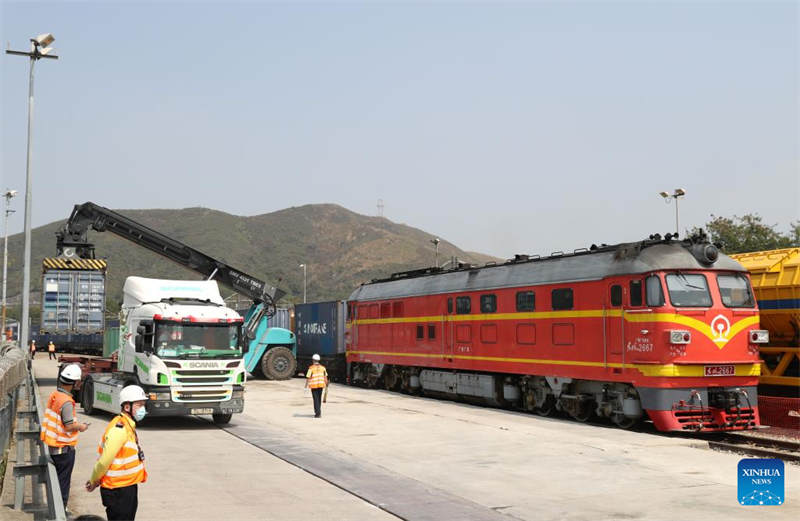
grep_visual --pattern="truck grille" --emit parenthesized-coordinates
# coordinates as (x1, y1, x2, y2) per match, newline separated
(174, 389, 230, 402)
(173, 370, 231, 385)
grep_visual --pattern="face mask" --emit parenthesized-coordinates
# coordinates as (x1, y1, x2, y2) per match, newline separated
(133, 406, 147, 422)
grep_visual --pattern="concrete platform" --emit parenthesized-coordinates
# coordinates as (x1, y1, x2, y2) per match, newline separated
(33, 356, 800, 520)
(33, 357, 396, 520)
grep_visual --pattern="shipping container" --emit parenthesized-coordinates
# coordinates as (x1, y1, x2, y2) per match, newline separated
(294, 301, 347, 381)
(104, 326, 121, 357)
(41, 258, 107, 334)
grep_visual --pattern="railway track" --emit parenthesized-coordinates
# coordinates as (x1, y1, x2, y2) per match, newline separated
(707, 432, 800, 463)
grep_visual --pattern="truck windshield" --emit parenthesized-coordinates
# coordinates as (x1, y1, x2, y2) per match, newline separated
(154, 322, 242, 359)
(665, 273, 712, 307)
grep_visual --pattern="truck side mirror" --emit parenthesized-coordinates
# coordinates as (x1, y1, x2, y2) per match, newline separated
(135, 322, 155, 354)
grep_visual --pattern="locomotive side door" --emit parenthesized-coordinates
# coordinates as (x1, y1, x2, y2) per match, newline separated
(443, 297, 454, 362)
(605, 282, 625, 368)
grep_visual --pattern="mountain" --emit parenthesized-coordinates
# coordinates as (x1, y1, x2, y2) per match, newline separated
(2, 204, 500, 310)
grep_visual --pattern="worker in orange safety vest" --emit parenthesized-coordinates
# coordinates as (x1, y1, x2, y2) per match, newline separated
(40, 363, 89, 511)
(85, 385, 149, 521)
(305, 354, 329, 418)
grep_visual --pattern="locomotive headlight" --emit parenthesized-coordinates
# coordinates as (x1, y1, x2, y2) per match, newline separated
(669, 330, 691, 344)
(749, 330, 769, 344)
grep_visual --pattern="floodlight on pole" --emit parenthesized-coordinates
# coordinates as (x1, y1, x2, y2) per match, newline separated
(299, 264, 307, 303)
(6, 34, 59, 352)
(2, 190, 18, 336)
(430, 238, 440, 268)
(658, 188, 686, 236)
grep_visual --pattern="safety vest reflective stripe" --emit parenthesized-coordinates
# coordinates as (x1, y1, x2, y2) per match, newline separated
(307, 366, 327, 388)
(40, 391, 78, 447)
(98, 415, 147, 489)
(105, 463, 144, 477)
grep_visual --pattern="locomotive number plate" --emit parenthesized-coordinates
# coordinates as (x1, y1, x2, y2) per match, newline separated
(704, 365, 734, 377)
(190, 408, 214, 415)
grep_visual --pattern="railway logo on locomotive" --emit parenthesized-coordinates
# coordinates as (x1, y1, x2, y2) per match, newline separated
(738, 459, 784, 506)
(711, 314, 732, 344)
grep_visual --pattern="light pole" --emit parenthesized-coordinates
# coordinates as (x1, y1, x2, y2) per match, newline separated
(299, 264, 307, 303)
(2, 190, 18, 337)
(6, 34, 59, 351)
(430, 238, 440, 268)
(659, 188, 686, 236)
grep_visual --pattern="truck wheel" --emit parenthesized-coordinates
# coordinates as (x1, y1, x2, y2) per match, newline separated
(82, 377, 95, 415)
(261, 347, 297, 380)
(212, 413, 232, 425)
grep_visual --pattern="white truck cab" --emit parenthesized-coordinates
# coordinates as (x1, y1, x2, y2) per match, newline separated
(82, 277, 246, 424)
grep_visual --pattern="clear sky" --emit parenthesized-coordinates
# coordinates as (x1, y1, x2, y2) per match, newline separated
(1, 1, 797, 259)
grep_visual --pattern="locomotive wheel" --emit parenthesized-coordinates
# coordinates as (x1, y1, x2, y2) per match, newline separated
(384, 368, 400, 391)
(611, 414, 638, 430)
(261, 347, 297, 380)
(570, 403, 594, 422)
(535, 396, 556, 417)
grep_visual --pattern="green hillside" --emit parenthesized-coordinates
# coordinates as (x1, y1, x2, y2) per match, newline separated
(2, 204, 500, 312)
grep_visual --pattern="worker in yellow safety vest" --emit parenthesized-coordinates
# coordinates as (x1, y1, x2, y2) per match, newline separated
(305, 354, 329, 418)
(40, 363, 89, 511)
(48, 340, 57, 360)
(85, 385, 149, 521)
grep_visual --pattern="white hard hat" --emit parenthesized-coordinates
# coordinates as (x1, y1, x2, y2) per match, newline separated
(119, 385, 149, 404)
(59, 364, 82, 383)
(312, 354, 321, 361)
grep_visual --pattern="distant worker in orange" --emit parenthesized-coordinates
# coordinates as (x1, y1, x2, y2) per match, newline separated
(48, 340, 57, 360)
(304, 354, 329, 418)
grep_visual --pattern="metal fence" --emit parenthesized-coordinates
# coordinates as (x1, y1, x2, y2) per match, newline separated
(0, 343, 66, 520)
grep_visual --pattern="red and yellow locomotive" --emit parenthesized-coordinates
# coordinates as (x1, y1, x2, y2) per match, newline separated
(346, 234, 769, 432)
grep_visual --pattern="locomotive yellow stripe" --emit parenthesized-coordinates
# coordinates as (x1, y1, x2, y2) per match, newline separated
(346, 350, 761, 378)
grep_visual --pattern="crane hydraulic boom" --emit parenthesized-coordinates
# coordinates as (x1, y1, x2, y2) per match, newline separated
(55, 202, 297, 372)
(56, 201, 285, 307)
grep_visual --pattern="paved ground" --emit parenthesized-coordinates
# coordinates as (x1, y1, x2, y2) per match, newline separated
(33, 357, 396, 521)
(33, 356, 800, 520)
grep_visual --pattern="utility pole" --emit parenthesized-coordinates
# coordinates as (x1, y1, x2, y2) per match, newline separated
(2, 190, 17, 336)
(6, 34, 58, 350)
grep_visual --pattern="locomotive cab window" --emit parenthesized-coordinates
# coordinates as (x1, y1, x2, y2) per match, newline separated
(629, 280, 643, 307)
(456, 296, 471, 314)
(516, 291, 535, 311)
(480, 294, 497, 313)
(551, 288, 573, 310)
(428, 324, 436, 339)
(610, 285, 622, 307)
(717, 274, 755, 308)
(416, 325, 425, 340)
(447, 298, 453, 314)
(645, 275, 665, 307)
(665, 273, 712, 307)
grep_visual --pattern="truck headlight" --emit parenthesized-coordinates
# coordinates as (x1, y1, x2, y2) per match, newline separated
(232, 390, 244, 399)
(149, 392, 171, 401)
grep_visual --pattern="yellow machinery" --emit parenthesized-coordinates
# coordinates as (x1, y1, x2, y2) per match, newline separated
(731, 248, 799, 387)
